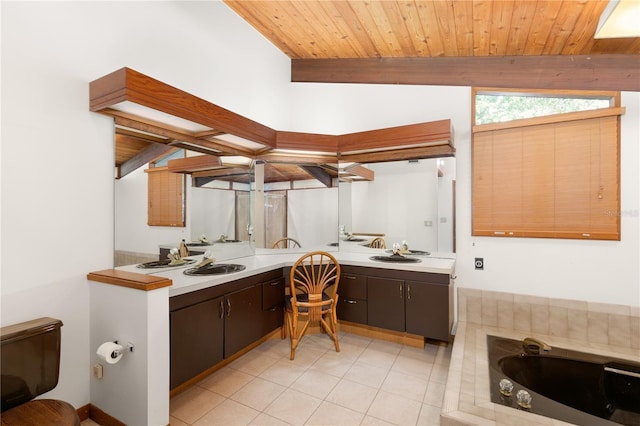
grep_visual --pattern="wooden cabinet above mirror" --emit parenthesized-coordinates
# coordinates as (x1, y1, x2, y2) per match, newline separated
(90, 67, 455, 181)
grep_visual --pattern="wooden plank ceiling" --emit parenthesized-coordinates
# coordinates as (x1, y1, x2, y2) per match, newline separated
(225, 0, 637, 59)
(224, 0, 640, 89)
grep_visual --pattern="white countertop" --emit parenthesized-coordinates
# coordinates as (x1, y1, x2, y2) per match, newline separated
(117, 250, 455, 297)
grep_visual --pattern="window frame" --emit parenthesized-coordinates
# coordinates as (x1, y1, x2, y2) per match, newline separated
(471, 88, 622, 241)
(146, 149, 186, 227)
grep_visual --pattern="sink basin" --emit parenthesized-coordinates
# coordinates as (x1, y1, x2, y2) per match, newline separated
(343, 237, 367, 242)
(385, 249, 430, 256)
(187, 242, 212, 247)
(183, 263, 246, 276)
(369, 255, 421, 263)
(137, 258, 196, 269)
(217, 239, 240, 243)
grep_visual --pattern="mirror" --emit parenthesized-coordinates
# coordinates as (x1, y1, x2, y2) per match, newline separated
(252, 162, 339, 254)
(338, 157, 456, 257)
(115, 146, 454, 266)
(188, 176, 254, 261)
(114, 147, 255, 267)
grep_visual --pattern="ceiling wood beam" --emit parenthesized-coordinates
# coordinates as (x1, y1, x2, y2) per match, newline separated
(192, 167, 250, 179)
(292, 55, 640, 92)
(118, 143, 174, 179)
(343, 165, 374, 181)
(300, 165, 333, 187)
(167, 155, 222, 174)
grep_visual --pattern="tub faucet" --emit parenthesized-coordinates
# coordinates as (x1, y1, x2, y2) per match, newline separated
(523, 337, 552, 354)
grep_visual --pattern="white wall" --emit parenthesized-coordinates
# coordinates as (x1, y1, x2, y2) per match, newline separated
(1, 0, 290, 415)
(349, 160, 440, 252)
(288, 187, 339, 247)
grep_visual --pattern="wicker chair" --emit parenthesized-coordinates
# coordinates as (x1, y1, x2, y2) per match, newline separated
(272, 237, 302, 249)
(283, 251, 341, 360)
(368, 237, 386, 249)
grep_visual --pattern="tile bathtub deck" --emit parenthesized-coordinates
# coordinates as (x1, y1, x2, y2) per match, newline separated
(168, 331, 452, 426)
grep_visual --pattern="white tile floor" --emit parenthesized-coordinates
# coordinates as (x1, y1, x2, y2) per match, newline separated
(169, 331, 452, 426)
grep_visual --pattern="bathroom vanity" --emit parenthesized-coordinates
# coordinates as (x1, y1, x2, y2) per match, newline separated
(135, 252, 456, 391)
(338, 265, 453, 342)
(168, 268, 284, 389)
(88, 251, 454, 423)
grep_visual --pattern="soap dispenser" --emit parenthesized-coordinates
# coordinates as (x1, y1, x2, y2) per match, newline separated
(179, 239, 189, 258)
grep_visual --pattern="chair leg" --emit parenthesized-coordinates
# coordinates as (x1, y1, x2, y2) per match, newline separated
(281, 311, 287, 339)
(319, 315, 340, 353)
(289, 313, 298, 360)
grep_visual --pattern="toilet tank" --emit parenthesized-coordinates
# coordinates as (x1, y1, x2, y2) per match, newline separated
(1, 317, 63, 412)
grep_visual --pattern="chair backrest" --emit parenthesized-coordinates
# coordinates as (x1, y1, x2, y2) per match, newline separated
(289, 251, 340, 321)
(369, 237, 386, 249)
(272, 238, 302, 249)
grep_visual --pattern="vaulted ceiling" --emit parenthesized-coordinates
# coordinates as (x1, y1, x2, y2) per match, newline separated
(224, 0, 640, 91)
(225, 0, 638, 59)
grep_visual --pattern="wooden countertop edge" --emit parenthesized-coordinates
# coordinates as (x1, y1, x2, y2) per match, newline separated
(87, 269, 172, 291)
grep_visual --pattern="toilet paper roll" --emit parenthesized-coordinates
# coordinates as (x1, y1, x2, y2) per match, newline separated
(96, 342, 124, 364)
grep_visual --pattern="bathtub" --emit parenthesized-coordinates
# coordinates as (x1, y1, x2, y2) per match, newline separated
(487, 335, 640, 426)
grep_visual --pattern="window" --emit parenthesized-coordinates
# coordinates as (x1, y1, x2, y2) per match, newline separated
(472, 88, 622, 241)
(146, 150, 185, 227)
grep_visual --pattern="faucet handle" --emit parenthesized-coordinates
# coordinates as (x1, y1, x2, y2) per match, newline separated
(523, 337, 552, 354)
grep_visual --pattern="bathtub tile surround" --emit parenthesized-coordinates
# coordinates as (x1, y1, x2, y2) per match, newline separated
(457, 288, 639, 350)
(442, 288, 640, 426)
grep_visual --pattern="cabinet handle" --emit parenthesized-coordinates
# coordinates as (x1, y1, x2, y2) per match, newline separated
(219, 299, 224, 319)
(345, 299, 358, 304)
(226, 299, 231, 317)
(399, 284, 403, 299)
(407, 284, 411, 300)
(269, 281, 280, 286)
(343, 275, 356, 280)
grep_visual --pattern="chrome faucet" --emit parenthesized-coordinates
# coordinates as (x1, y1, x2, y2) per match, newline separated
(523, 337, 552, 354)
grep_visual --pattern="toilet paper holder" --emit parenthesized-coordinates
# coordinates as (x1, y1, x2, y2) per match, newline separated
(97, 340, 134, 362)
(113, 340, 135, 356)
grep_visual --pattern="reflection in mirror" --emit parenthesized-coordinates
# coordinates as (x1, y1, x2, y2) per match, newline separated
(254, 162, 339, 254)
(338, 157, 456, 258)
(114, 144, 255, 267)
(188, 175, 254, 261)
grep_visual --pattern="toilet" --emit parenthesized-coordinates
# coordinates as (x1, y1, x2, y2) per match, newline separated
(1, 317, 81, 425)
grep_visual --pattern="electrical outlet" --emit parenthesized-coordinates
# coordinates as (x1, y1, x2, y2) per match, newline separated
(475, 258, 484, 270)
(93, 363, 103, 379)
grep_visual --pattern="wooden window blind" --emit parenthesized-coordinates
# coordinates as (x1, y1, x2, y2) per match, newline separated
(146, 166, 185, 227)
(472, 107, 622, 240)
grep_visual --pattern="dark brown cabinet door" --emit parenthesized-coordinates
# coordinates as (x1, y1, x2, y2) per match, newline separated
(261, 277, 285, 335)
(224, 285, 262, 357)
(405, 280, 448, 339)
(367, 277, 405, 332)
(170, 296, 224, 389)
(337, 273, 368, 324)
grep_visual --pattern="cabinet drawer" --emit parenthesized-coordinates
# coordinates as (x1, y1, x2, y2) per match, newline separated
(337, 297, 367, 324)
(340, 274, 367, 299)
(262, 278, 285, 310)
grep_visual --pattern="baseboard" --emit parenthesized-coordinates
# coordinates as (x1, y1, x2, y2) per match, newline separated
(86, 404, 126, 426)
(337, 320, 425, 348)
(76, 404, 90, 421)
